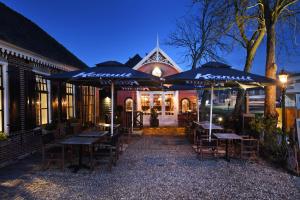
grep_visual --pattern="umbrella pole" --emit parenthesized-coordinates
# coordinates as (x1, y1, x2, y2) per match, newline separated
(111, 81, 114, 136)
(209, 84, 214, 142)
(131, 91, 134, 134)
(197, 90, 200, 122)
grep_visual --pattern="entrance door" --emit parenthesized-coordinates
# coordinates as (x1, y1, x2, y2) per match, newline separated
(137, 91, 178, 126)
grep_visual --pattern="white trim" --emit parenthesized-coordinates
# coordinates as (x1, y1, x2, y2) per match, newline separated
(133, 47, 183, 73)
(47, 80, 52, 123)
(32, 69, 50, 76)
(0, 60, 9, 134)
(73, 85, 76, 118)
(0, 39, 79, 72)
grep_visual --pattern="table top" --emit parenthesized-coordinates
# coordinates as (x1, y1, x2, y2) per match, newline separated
(194, 121, 223, 130)
(97, 123, 120, 128)
(213, 133, 242, 140)
(201, 124, 223, 130)
(60, 136, 99, 145)
(77, 131, 109, 138)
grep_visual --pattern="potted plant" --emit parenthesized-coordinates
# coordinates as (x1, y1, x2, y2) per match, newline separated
(0, 132, 9, 147)
(42, 122, 57, 135)
(150, 108, 159, 127)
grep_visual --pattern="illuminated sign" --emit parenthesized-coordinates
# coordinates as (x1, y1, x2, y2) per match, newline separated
(73, 72, 132, 78)
(194, 73, 253, 81)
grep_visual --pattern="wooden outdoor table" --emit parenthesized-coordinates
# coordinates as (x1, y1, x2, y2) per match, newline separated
(192, 121, 223, 144)
(77, 131, 109, 138)
(60, 136, 99, 172)
(214, 133, 242, 162)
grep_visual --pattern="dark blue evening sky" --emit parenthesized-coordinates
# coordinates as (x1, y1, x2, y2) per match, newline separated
(1, 0, 299, 74)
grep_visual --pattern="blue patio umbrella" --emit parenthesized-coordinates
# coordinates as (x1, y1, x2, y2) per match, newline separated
(49, 63, 160, 135)
(164, 62, 275, 141)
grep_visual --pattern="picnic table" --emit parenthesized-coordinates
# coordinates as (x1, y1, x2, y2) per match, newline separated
(60, 136, 100, 172)
(214, 133, 242, 161)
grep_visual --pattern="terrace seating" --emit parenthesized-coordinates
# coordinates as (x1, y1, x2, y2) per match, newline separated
(197, 138, 219, 159)
(41, 132, 63, 170)
(240, 138, 259, 160)
(93, 133, 121, 171)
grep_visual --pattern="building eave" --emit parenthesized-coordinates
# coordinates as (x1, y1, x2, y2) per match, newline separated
(0, 39, 79, 72)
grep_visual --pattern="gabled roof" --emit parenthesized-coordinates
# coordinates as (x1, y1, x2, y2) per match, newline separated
(96, 61, 125, 67)
(125, 54, 142, 68)
(0, 2, 87, 69)
(133, 46, 182, 72)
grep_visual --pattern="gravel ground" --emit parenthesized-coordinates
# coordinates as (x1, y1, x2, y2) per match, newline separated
(0, 136, 299, 200)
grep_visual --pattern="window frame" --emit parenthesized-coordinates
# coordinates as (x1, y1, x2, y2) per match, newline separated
(66, 83, 74, 119)
(181, 98, 190, 113)
(35, 75, 49, 125)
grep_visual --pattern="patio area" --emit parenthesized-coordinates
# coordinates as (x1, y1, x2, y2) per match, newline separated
(0, 135, 299, 200)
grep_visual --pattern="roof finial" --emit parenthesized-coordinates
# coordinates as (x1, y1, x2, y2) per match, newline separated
(156, 33, 159, 49)
(156, 33, 159, 61)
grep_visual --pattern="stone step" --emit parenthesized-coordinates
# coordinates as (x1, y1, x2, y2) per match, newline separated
(143, 127, 185, 136)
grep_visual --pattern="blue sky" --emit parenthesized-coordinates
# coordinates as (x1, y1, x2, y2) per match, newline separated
(1, 0, 299, 74)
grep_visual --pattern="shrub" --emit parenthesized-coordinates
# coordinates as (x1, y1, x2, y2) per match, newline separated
(0, 132, 8, 141)
(249, 116, 288, 165)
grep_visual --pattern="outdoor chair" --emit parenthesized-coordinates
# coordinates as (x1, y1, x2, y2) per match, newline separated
(41, 132, 64, 170)
(93, 133, 121, 171)
(197, 138, 219, 159)
(240, 138, 259, 160)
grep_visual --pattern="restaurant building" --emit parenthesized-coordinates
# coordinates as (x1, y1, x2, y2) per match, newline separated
(0, 2, 90, 165)
(115, 42, 197, 126)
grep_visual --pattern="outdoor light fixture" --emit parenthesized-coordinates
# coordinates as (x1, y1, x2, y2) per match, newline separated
(278, 69, 288, 137)
(218, 117, 223, 122)
(279, 69, 288, 87)
(152, 67, 162, 77)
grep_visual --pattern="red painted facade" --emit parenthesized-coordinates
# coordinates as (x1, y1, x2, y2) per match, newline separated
(117, 61, 197, 117)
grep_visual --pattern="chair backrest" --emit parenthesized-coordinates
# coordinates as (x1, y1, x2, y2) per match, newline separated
(41, 132, 55, 145)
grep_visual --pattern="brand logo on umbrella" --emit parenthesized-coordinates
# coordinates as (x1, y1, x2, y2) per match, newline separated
(73, 72, 132, 78)
(195, 73, 253, 81)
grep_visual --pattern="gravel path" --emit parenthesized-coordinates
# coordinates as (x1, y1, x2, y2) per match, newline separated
(0, 136, 299, 200)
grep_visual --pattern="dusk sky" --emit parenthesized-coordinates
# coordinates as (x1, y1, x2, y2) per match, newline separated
(2, 0, 299, 74)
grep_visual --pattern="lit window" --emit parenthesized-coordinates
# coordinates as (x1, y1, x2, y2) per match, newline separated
(153, 94, 162, 114)
(82, 86, 95, 123)
(141, 94, 150, 114)
(66, 83, 74, 119)
(35, 75, 48, 125)
(181, 99, 190, 113)
(125, 98, 133, 112)
(165, 94, 174, 115)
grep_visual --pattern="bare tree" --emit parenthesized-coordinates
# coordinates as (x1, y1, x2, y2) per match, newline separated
(167, 0, 231, 120)
(259, 0, 300, 118)
(228, 0, 266, 116)
(167, 0, 230, 69)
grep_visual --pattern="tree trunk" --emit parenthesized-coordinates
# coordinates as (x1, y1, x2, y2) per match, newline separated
(200, 90, 209, 120)
(233, 46, 255, 116)
(264, 23, 277, 118)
